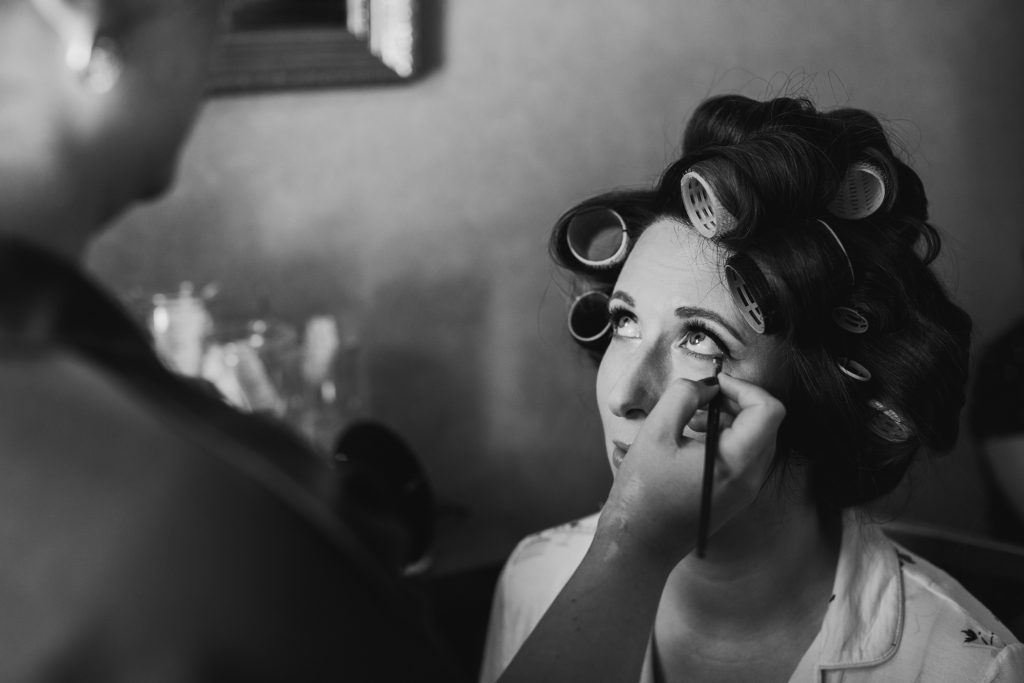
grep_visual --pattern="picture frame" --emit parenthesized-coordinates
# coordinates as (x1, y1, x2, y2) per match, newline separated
(208, 0, 429, 94)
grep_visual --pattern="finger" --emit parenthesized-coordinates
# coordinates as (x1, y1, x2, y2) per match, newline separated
(716, 372, 786, 455)
(687, 408, 708, 432)
(716, 372, 781, 410)
(710, 384, 773, 419)
(687, 409, 735, 433)
(645, 377, 721, 444)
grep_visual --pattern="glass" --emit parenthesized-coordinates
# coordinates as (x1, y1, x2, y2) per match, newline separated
(138, 281, 367, 455)
(211, 314, 367, 454)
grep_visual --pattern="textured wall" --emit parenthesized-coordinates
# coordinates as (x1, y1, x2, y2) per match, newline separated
(90, 0, 1024, 553)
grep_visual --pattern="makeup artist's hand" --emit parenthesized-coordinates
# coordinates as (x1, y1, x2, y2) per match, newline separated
(596, 372, 784, 570)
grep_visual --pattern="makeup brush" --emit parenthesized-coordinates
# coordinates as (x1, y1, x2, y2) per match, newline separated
(696, 356, 723, 558)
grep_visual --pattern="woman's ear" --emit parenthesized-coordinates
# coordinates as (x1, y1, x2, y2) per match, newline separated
(77, 37, 123, 95)
(28, 0, 122, 95)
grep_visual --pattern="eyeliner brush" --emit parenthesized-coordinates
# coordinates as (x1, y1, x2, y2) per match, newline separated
(696, 356, 723, 559)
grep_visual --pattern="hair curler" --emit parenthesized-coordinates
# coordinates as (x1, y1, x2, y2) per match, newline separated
(816, 219, 855, 286)
(724, 253, 778, 335)
(567, 289, 612, 344)
(832, 306, 870, 334)
(837, 358, 872, 382)
(867, 398, 912, 442)
(680, 170, 737, 238)
(828, 150, 895, 219)
(564, 207, 630, 269)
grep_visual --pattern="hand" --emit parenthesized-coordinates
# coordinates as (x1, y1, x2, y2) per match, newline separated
(595, 372, 785, 570)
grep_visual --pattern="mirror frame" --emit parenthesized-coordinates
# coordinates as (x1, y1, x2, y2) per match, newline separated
(208, 0, 426, 94)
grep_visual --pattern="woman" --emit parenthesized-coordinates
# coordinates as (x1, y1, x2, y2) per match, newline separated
(483, 95, 1023, 682)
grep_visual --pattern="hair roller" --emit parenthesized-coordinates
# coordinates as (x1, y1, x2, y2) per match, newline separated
(562, 207, 631, 269)
(828, 148, 898, 220)
(680, 169, 737, 238)
(724, 252, 780, 335)
(815, 219, 855, 286)
(837, 358, 872, 382)
(660, 155, 759, 240)
(549, 190, 660, 284)
(567, 289, 612, 346)
(866, 398, 913, 443)
(832, 306, 870, 334)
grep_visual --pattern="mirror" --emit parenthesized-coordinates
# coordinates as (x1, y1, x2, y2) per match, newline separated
(209, 0, 427, 94)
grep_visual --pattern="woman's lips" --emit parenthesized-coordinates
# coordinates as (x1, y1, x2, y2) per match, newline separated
(611, 441, 630, 470)
(611, 429, 707, 470)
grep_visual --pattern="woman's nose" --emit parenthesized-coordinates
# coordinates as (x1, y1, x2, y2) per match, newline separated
(606, 344, 669, 419)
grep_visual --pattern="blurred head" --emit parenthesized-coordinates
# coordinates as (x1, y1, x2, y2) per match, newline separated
(0, 0, 225, 255)
(552, 94, 972, 510)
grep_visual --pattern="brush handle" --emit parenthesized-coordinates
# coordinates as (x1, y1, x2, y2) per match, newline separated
(696, 397, 720, 558)
(696, 360, 723, 558)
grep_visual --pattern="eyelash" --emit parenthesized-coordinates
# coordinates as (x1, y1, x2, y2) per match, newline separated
(680, 321, 729, 360)
(607, 305, 730, 360)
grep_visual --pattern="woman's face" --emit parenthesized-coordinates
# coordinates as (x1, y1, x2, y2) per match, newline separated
(103, 1, 228, 202)
(596, 217, 789, 472)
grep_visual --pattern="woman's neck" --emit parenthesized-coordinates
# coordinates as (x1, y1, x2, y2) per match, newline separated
(661, 479, 841, 637)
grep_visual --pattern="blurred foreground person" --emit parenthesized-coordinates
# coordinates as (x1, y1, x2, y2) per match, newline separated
(0, 0, 456, 679)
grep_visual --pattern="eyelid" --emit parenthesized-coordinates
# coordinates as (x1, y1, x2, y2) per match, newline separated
(681, 320, 731, 357)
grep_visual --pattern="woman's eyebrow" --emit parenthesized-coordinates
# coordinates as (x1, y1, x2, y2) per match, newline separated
(674, 306, 744, 342)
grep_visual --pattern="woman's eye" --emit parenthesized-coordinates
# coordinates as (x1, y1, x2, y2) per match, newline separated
(611, 312, 640, 339)
(682, 329, 722, 356)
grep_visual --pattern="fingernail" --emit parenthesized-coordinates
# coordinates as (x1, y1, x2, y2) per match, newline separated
(700, 375, 719, 386)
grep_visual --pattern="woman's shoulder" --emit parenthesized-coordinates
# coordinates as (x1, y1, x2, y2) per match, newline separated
(506, 513, 600, 565)
(877, 531, 1022, 681)
(820, 517, 1022, 681)
(478, 513, 601, 683)
(498, 513, 600, 598)
(900, 548, 1020, 645)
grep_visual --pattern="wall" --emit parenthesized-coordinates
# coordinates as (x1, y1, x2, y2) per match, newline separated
(89, 0, 1024, 559)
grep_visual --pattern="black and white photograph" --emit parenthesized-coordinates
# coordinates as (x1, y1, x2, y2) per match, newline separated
(1, 0, 1022, 680)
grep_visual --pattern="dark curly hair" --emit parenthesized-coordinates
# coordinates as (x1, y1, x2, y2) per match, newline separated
(550, 95, 972, 509)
